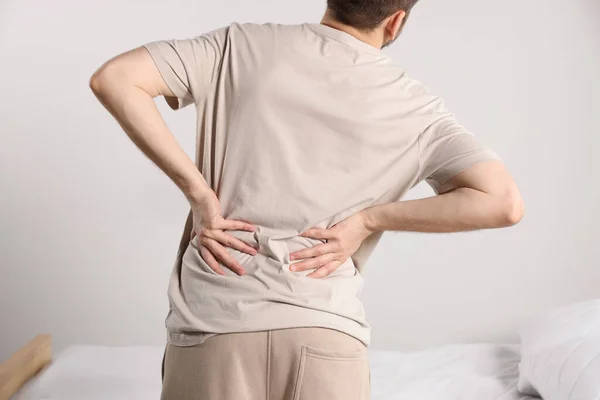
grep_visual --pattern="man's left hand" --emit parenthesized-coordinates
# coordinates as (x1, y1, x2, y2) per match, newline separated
(289, 212, 373, 278)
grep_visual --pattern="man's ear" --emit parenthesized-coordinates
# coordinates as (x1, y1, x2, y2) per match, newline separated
(385, 10, 406, 40)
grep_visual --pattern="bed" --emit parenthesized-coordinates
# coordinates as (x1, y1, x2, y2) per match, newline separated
(2, 335, 541, 400)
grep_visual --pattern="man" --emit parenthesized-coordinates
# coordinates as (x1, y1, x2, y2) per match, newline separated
(90, 0, 524, 398)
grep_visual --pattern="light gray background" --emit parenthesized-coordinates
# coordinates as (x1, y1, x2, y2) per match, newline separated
(1, 0, 599, 361)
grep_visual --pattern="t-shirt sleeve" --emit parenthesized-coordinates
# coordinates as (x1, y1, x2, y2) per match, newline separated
(418, 108, 501, 193)
(142, 26, 229, 110)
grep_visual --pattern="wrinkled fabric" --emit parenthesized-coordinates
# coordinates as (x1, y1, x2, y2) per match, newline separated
(142, 22, 500, 347)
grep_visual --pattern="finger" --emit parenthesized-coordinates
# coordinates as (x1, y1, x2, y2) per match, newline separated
(205, 239, 246, 276)
(300, 228, 335, 240)
(289, 243, 335, 261)
(290, 253, 337, 272)
(307, 260, 342, 279)
(219, 219, 256, 232)
(198, 226, 217, 240)
(213, 231, 258, 256)
(199, 245, 226, 276)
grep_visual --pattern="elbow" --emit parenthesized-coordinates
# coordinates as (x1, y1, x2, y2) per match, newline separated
(89, 69, 106, 97)
(89, 75, 101, 96)
(89, 67, 110, 96)
(497, 188, 524, 227)
(89, 61, 120, 96)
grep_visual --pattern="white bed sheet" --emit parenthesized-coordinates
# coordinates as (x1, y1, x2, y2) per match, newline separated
(370, 344, 539, 400)
(12, 343, 540, 400)
(12, 346, 163, 400)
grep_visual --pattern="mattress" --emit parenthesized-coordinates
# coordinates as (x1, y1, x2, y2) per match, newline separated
(12, 343, 540, 400)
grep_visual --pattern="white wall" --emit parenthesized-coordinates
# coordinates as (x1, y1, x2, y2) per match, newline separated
(1, 0, 598, 361)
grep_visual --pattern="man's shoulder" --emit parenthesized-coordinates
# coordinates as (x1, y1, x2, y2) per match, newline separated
(205, 22, 310, 51)
(225, 21, 307, 36)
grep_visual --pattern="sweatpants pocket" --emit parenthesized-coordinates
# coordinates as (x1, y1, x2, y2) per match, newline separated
(293, 345, 367, 400)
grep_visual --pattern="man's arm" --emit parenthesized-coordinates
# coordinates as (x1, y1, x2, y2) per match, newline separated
(89, 47, 209, 202)
(361, 160, 524, 233)
(290, 92, 522, 277)
(290, 160, 523, 278)
(89, 46, 257, 274)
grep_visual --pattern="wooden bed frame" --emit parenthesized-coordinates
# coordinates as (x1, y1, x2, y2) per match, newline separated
(0, 335, 52, 400)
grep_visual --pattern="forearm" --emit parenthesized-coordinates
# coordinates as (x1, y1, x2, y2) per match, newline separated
(362, 187, 520, 234)
(90, 73, 208, 203)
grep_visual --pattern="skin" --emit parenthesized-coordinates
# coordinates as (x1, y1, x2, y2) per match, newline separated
(89, 9, 524, 279)
(320, 9, 406, 49)
(290, 161, 523, 277)
(89, 47, 257, 277)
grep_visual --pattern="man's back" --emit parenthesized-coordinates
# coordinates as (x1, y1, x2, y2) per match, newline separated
(92, 1, 522, 395)
(219, 23, 420, 232)
(142, 21, 498, 347)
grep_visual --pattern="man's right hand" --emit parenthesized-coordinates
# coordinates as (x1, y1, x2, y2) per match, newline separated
(190, 189, 258, 276)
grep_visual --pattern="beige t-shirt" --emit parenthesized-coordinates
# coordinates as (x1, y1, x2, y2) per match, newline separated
(143, 22, 500, 347)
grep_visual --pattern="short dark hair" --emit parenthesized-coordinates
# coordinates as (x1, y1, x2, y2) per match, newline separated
(326, 0, 420, 30)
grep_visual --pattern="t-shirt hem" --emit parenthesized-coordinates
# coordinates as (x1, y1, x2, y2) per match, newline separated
(167, 322, 371, 348)
(428, 149, 502, 191)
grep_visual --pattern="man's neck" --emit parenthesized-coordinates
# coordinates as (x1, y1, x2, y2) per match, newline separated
(319, 16, 384, 50)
